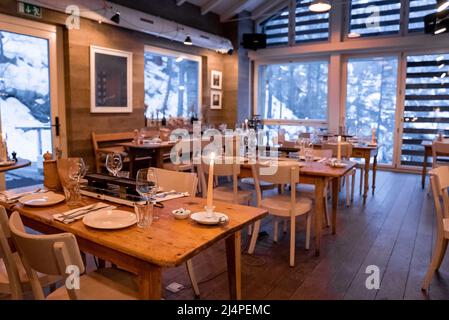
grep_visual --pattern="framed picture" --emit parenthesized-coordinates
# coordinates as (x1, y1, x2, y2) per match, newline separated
(211, 70, 222, 90)
(90, 46, 133, 113)
(210, 90, 222, 109)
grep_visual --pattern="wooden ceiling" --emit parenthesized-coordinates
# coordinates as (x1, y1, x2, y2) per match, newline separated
(176, 0, 290, 22)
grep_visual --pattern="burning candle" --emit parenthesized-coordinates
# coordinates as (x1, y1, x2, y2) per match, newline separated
(206, 152, 215, 208)
(337, 136, 341, 161)
(244, 119, 248, 130)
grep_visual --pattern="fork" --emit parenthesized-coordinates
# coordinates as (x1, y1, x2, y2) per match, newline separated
(60, 203, 100, 221)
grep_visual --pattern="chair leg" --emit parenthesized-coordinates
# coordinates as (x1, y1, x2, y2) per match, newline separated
(324, 196, 330, 228)
(359, 168, 363, 195)
(422, 237, 448, 291)
(186, 259, 200, 297)
(351, 171, 355, 202)
(305, 213, 311, 250)
(289, 216, 296, 267)
(283, 219, 288, 233)
(248, 220, 261, 254)
(273, 219, 279, 243)
(346, 174, 350, 207)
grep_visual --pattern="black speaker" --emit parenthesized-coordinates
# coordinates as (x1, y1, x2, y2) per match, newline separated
(242, 33, 267, 50)
(424, 10, 449, 35)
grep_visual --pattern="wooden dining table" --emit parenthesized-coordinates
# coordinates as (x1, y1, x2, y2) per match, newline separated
(2, 195, 267, 300)
(240, 159, 357, 256)
(278, 144, 378, 205)
(118, 141, 176, 177)
(0, 158, 31, 173)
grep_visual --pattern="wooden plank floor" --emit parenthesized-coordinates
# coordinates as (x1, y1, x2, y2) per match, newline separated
(2, 171, 448, 300)
(162, 171, 448, 300)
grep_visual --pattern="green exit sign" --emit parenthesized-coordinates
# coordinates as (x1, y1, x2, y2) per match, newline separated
(17, 2, 42, 18)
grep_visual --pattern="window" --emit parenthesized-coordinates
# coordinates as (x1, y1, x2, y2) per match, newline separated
(260, 7, 290, 47)
(144, 47, 201, 119)
(295, 0, 329, 43)
(349, 0, 401, 38)
(257, 60, 328, 125)
(408, 0, 438, 33)
(401, 53, 449, 167)
(345, 56, 399, 165)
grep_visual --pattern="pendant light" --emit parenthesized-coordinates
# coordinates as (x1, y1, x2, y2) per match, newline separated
(309, 0, 331, 13)
(437, 0, 449, 12)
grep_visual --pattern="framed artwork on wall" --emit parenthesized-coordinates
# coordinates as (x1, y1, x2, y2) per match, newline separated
(90, 46, 133, 113)
(210, 70, 222, 90)
(210, 90, 222, 109)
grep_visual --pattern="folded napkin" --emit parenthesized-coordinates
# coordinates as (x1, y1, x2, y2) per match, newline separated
(0, 188, 42, 204)
(53, 202, 116, 224)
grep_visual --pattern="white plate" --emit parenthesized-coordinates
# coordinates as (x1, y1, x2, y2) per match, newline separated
(190, 211, 228, 225)
(83, 209, 137, 230)
(19, 192, 65, 207)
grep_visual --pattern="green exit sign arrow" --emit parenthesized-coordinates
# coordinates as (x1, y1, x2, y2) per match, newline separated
(17, 2, 42, 18)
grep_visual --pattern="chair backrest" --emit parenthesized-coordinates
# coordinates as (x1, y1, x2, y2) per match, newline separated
(312, 148, 333, 158)
(322, 142, 353, 158)
(153, 167, 198, 196)
(92, 131, 135, 151)
(430, 166, 449, 237)
(0, 207, 23, 299)
(299, 132, 311, 139)
(9, 212, 85, 300)
(281, 140, 297, 148)
(432, 141, 449, 166)
(197, 160, 240, 200)
(251, 162, 300, 214)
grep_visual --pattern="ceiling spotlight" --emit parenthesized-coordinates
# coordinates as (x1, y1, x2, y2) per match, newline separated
(348, 32, 361, 38)
(309, 0, 331, 13)
(184, 36, 193, 46)
(111, 11, 120, 24)
(437, 0, 449, 12)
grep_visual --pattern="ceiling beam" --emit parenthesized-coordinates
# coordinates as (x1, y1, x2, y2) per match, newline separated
(176, 0, 187, 6)
(220, 0, 251, 22)
(252, 0, 288, 20)
(201, 0, 224, 15)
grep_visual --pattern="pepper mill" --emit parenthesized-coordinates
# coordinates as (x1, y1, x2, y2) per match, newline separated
(43, 151, 62, 191)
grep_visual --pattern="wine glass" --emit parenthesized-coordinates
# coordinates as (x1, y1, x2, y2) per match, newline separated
(136, 168, 159, 220)
(106, 153, 123, 177)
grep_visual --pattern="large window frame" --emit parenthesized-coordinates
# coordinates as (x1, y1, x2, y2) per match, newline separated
(253, 56, 329, 130)
(143, 45, 202, 120)
(251, 0, 449, 172)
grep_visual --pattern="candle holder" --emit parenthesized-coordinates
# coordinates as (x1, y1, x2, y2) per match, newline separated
(205, 205, 216, 219)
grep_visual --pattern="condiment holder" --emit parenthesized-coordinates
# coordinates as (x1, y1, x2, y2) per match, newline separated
(171, 208, 191, 220)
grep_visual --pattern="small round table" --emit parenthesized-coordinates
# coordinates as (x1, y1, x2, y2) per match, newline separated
(0, 159, 31, 173)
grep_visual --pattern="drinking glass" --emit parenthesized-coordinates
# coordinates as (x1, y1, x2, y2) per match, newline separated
(136, 168, 159, 220)
(106, 153, 123, 177)
(57, 158, 86, 207)
(134, 202, 153, 228)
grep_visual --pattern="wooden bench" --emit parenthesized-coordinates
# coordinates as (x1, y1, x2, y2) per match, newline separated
(91, 131, 152, 174)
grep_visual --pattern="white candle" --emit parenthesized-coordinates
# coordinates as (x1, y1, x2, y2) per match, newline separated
(337, 136, 341, 161)
(206, 152, 215, 208)
(244, 119, 248, 130)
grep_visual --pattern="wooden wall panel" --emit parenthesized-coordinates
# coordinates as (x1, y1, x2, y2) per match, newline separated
(0, 0, 245, 168)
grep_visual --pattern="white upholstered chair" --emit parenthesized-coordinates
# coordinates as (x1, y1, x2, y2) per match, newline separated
(248, 161, 313, 267)
(8, 212, 139, 300)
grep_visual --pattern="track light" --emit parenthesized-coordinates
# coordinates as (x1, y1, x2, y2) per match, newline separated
(184, 36, 193, 46)
(111, 11, 120, 24)
(309, 0, 331, 13)
(437, 0, 449, 12)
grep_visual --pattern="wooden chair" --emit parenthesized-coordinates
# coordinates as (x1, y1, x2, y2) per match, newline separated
(248, 161, 313, 267)
(432, 141, 449, 168)
(92, 131, 152, 174)
(0, 207, 59, 299)
(152, 167, 200, 297)
(162, 139, 194, 172)
(422, 166, 449, 292)
(296, 149, 332, 227)
(323, 142, 356, 206)
(8, 212, 139, 300)
(197, 159, 253, 205)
